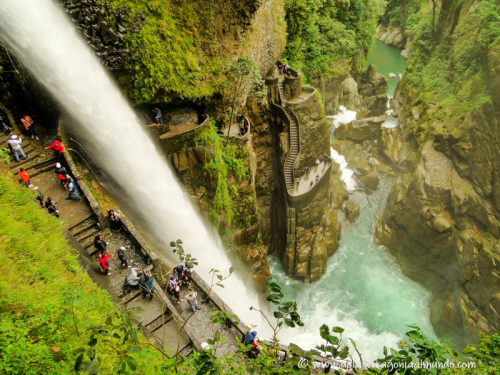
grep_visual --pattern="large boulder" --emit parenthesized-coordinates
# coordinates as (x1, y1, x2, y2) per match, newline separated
(377, 127, 409, 166)
(340, 77, 361, 109)
(385, 28, 406, 49)
(361, 94, 388, 116)
(334, 115, 385, 141)
(401, 47, 411, 59)
(166, 109, 198, 125)
(357, 65, 388, 97)
(358, 171, 380, 190)
(343, 200, 360, 222)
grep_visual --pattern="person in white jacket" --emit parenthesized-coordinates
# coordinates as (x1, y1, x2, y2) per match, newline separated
(7, 134, 27, 162)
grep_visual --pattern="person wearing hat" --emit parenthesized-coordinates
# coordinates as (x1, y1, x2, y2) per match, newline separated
(185, 287, 200, 312)
(117, 245, 131, 268)
(54, 163, 70, 184)
(7, 134, 27, 162)
(64, 177, 80, 201)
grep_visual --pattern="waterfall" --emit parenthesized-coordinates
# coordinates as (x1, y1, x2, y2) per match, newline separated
(0, 0, 267, 332)
(328, 106, 357, 190)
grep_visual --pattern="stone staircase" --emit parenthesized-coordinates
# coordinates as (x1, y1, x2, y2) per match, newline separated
(283, 107, 299, 190)
(1, 132, 57, 179)
(277, 79, 300, 190)
(68, 215, 193, 356)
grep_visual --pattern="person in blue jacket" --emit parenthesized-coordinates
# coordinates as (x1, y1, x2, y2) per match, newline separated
(244, 331, 257, 346)
(140, 270, 155, 300)
(154, 107, 163, 127)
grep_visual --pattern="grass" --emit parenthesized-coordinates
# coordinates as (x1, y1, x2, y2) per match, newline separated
(0, 168, 161, 374)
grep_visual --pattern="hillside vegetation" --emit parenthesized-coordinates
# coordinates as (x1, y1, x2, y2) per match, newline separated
(282, 0, 387, 80)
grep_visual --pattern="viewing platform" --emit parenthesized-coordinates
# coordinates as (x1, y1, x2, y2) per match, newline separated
(219, 115, 251, 142)
(156, 115, 210, 140)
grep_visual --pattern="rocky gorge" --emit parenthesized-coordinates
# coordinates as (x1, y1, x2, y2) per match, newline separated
(0, 0, 499, 362)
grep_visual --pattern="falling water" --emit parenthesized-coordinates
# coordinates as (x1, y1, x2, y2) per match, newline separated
(328, 106, 357, 190)
(0, 0, 267, 331)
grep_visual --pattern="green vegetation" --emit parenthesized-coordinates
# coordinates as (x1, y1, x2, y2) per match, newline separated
(384, 0, 500, 118)
(282, 0, 387, 80)
(2, 168, 500, 373)
(102, 0, 225, 103)
(195, 119, 248, 230)
(223, 57, 266, 129)
(0, 170, 162, 374)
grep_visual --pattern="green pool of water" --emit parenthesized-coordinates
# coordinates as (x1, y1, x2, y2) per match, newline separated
(365, 39, 407, 96)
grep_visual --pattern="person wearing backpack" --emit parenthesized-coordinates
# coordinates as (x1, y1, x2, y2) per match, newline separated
(64, 177, 80, 201)
(7, 134, 27, 162)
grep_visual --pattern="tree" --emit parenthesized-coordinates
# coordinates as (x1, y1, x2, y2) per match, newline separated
(250, 282, 304, 350)
(222, 57, 265, 143)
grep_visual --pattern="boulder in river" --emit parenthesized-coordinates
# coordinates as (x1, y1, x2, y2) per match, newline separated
(343, 200, 360, 222)
(361, 94, 389, 117)
(388, 73, 397, 79)
(334, 115, 386, 141)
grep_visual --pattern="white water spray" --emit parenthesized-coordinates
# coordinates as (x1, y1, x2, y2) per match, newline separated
(0, 0, 267, 331)
(328, 106, 357, 190)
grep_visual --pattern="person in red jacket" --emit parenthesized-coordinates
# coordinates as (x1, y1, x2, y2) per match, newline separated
(98, 249, 113, 276)
(46, 139, 64, 162)
(18, 168, 33, 187)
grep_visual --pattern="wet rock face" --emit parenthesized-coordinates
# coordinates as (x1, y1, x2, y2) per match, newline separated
(314, 75, 347, 116)
(376, 141, 500, 345)
(357, 65, 388, 97)
(377, 127, 411, 167)
(59, 0, 129, 70)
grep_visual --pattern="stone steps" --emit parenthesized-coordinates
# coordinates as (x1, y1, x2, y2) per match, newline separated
(75, 227, 101, 244)
(69, 216, 99, 237)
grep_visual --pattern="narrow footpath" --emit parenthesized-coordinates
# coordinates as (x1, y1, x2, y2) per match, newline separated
(3, 132, 247, 357)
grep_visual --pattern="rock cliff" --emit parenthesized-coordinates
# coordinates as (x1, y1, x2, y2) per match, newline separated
(376, 0, 500, 345)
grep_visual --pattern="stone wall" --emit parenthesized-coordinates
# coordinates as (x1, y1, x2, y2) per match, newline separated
(292, 91, 330, 171)
(58, 0, 130, 71)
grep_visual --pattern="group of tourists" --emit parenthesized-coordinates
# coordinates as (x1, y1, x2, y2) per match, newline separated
(295, 155, 332, 191)
(166, 263, 200, 311)
(123, 266, 156, 300)
(278, 61, 290, 76)
(238, 111, 249, 137)
(53, 161, 80, 201)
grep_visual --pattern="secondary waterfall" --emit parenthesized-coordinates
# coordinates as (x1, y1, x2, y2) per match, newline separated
(0, 0, 267, 332)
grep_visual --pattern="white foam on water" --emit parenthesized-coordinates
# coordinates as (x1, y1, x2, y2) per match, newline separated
(330, 148, 357, 191)
(382, 115, 399, 129)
